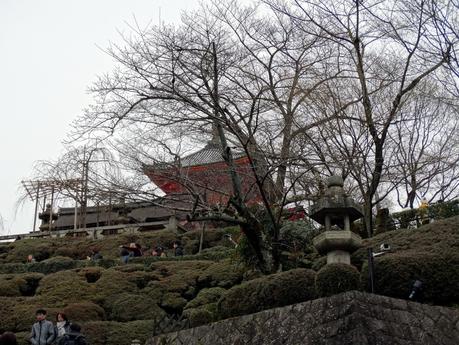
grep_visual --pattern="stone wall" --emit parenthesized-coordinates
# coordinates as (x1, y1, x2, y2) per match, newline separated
(147, 291, 459, 345)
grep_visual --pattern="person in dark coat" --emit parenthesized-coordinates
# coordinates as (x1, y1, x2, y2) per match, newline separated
(54, 312, 71, 344)
(173, 241, 184, 257)
(58, 323, 88, 345)
(119, 246, 130, 264)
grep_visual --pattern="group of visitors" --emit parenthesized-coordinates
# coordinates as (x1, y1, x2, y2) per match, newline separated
(28, 309, 88, 345)
(119, 241, 184, 263)
(119, 242, 143, 264)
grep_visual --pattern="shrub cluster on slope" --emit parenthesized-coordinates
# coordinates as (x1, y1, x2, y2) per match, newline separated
(1, 217, 458, 345)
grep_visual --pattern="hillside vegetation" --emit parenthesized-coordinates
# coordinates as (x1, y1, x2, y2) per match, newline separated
(0, 217, 458, 345)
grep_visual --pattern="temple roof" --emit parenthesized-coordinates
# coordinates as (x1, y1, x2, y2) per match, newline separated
(178, 141, 246, 168)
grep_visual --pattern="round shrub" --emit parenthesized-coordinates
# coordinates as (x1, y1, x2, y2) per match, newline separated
(183, 239, 200, 255)
(182, 306, 214, 327)
(0, 297, 58, 332)
(160, 292, 187, 313)
(28, 256, 78, 274)
(18, 272, 44, 296)
(197, 259, 245, 288)
(311, 256, 327, 271)
(104, 293, 166, 322)
(0, 276, 25, 297)
(279, 220, 321, 252)
(149, 260, 212, 297)
(36, 270, 95, 304)
(184, 287, 226, 310)
(361, 252, 459, 305)
(193, 246, 234, 261)
(63, 301, 105, 322)
(217, 268, 316, 319)
(82, 320, 157, 345)
(93, 269, 138, 302)
(315, 263, 360, 297)
(78, 267, 102, 283)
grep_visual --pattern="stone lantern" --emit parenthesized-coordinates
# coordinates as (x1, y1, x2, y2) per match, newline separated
(310, 176, 363, 264)
(38, 204, 58, 231)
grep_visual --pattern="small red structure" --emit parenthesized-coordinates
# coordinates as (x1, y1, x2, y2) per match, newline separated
(145, 141, 261, 206)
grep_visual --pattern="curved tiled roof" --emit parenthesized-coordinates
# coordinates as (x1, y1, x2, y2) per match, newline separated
(179, 142, 246, 167)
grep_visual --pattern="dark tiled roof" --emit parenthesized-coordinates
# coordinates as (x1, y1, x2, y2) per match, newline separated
(179, 142, 246, 167)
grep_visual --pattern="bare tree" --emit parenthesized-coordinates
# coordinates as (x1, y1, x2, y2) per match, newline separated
(269, 0, 457, 235)
(391, 82, 459, 207)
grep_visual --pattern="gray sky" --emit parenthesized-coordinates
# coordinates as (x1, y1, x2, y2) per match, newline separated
(0, 0, 201, 235)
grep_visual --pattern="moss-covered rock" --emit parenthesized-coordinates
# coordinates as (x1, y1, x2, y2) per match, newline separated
(217, 268, 317, 320)
(315, 263, 360, 297)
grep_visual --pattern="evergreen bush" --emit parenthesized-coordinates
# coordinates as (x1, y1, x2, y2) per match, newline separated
(361, 252, 459, 304)
(197, 259, 245, 289)
(315, 263, 360, 297)
(217, 268, 316, 320)
(184, 287, 226, 310)
(62, 301, 106, 322)
(104, 293, 165, 322)
(27, 256, 78, 274)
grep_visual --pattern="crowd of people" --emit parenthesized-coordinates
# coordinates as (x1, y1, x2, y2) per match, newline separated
(0, 309, 89, 345)
(119, 241, 184, 263)
(31, 309, 88, 345)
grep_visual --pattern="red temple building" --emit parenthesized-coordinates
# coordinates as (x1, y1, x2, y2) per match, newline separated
(145, 140, 262, 206)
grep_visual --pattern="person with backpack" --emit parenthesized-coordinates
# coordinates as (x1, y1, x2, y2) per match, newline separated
(58, 324, 88, 345)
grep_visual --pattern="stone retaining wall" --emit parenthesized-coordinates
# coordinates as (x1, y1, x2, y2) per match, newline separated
(147, 291, 459, 345)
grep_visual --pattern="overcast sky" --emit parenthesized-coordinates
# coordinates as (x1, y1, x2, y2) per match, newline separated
(0, 0, 202, 235)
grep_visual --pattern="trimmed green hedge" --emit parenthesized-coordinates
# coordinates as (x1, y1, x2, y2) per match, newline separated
(197, 259, 245, 289)
(217, 268, 316, 319)
(82, 320, 158, 345)
(362, 252, 459, 305)
(315, 263, 360, 297)
(184, 287, 226, 310)
(104, 293, 165, 321)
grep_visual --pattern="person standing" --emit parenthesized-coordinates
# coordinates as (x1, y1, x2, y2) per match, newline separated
(30, 309, 55, 345)
(173, 241, 184, 257)
(54, 313, 71, 344)
(58, 323, 88, 345)
(119, 245, 130, 264)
